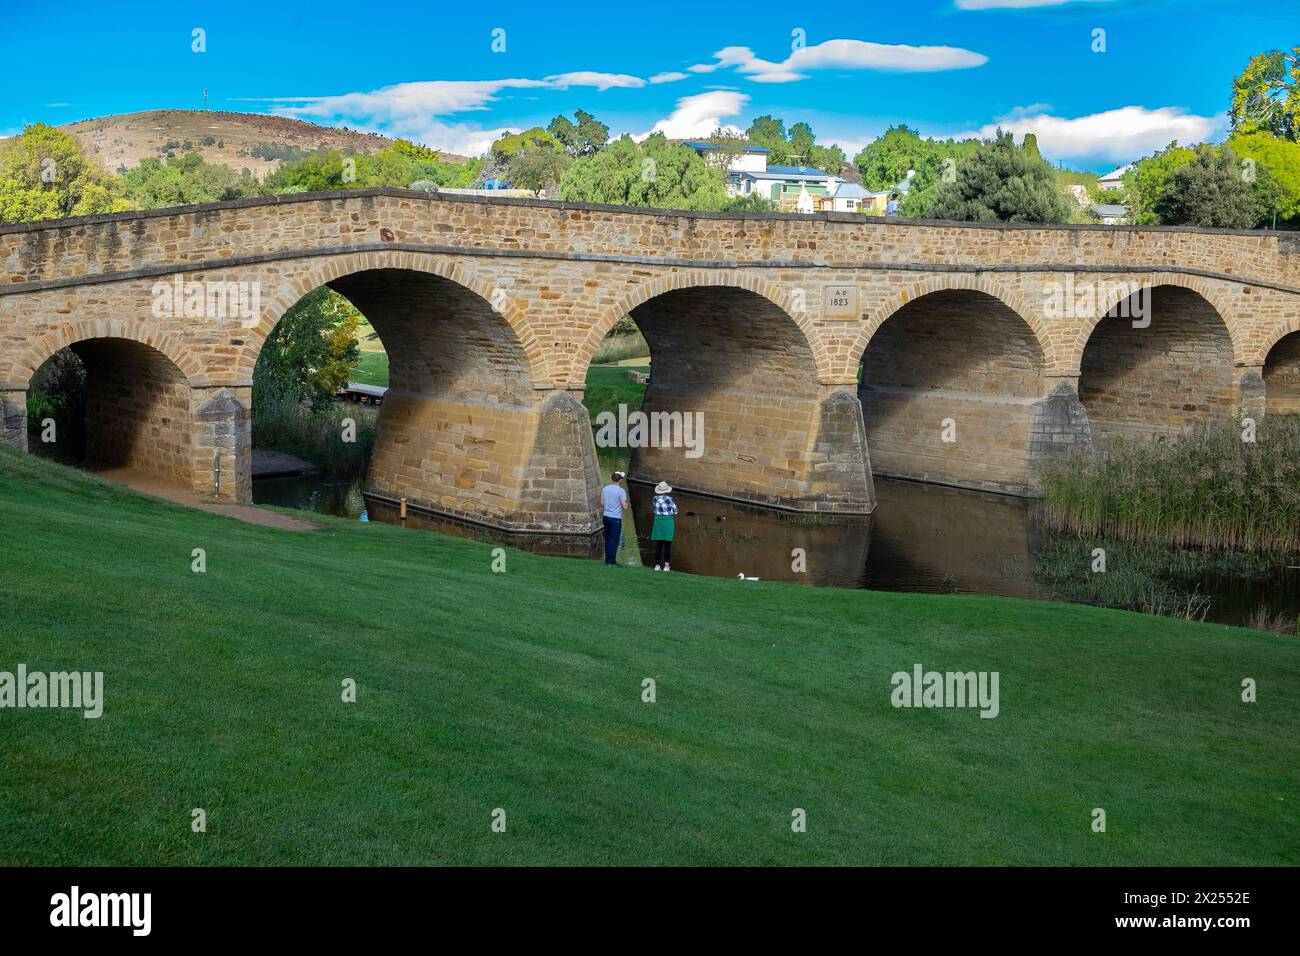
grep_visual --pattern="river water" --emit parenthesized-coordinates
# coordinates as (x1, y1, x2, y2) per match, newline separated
(252, 472, 1299, 630)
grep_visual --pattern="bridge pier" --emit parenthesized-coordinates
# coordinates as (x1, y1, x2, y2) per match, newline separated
(193, 386, 253, 502)
(1238, 365, 1267, 422)
(1, 388, 26, 452)
(365, 387, 602, 536)
(1028, 376, 1094, 475)
(517, 389, 604, 532)
(629, 384, 875, 514)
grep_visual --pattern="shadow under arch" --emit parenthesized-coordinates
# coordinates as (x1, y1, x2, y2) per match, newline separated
(1262, 328, 1300, 417)
(1078, 283, 1236, 444)
(585, 278, 873, 514)
(26, 336, 198, 487)
(851, 274, 1052, 373)
(237, 251, 549, 386)
(572, 271, 833, 387)
(9, 319, 207, 390)
(857, 286, 1048, 496)
(1257, 317, 1300, 370)
(1067, 272, 1242, 376)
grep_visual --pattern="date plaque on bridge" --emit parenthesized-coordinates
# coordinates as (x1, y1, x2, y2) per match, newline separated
(823, 284, 859, 319)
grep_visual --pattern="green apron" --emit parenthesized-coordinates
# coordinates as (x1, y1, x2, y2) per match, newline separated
(650, 514, 676, 541)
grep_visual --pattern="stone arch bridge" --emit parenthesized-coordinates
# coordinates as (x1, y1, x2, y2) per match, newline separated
(2, 189, 1298, 537)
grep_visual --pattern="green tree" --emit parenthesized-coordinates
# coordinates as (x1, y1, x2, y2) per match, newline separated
(264, 143, 480, 194)
(923, 130, 1073, 224)
(557, 134, 727, 210)
(1228, 130, 1300, 228)
(1155, 144, 1263, 228)
(490, 127, 563, 163)
(701, 126, 749, 177)
(0, 123, 128, 222)
(1123, 142, 1197, 224)
(253, 288, 362, 408)
(807, 142, 846, 176)
(547, 110, 609, 159)
(505, 145, 570, 197)
(26, 348, 86, 458)
(745, 115, 789, 165)
(721, 193, 777, 212)
(854, 126, 935, 191)
(263, 149, 356, 193)
(1230, 47, 1300, 140)
(1021, 133, 1042, 162)
(787, 121, 816, 164)
(124, 153, 262, 208)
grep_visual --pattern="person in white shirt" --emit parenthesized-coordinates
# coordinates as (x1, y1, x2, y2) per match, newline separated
(598, 470, 630, 566)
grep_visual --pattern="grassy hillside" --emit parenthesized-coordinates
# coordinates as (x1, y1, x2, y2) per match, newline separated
(0, 446, 1296, 865)
(62, 109, 469, 178)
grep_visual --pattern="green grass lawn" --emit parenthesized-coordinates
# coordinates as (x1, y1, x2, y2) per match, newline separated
(350, 349, 389, 387)
(584, 364, 649, 423)
(0, 446, 1296, 866)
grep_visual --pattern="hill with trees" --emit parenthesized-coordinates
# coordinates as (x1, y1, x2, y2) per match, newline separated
(59, 109, 469, 179)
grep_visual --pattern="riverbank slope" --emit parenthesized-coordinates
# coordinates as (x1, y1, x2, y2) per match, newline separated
(0, 447, 1296, 865)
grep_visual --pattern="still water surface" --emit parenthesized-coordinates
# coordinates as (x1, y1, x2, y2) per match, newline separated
(253, 472, 1298, 629)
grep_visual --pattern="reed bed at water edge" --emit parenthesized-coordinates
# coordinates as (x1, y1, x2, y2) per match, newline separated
(1037, 415, 1300, 554)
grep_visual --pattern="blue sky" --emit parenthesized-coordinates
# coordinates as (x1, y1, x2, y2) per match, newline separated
(0, 0, 1294, 170)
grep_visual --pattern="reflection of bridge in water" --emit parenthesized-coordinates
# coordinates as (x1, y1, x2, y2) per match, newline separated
(627, 478, 1039, 595)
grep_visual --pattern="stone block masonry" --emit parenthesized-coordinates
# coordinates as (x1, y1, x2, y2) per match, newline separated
(0, 190, 1297, 530)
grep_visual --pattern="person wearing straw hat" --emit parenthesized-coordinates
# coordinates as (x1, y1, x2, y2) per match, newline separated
(650, 480, 678, 572)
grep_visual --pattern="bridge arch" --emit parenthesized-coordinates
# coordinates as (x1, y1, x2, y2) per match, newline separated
(9, 318, 207, 390)
(576, 270, 871, 513)
(1257, 317, 1300, 369)
(240, 249, 597, 531)
(1077, 281, 1236, 442)
(24, 335, 199, 488)
(573, 270, 832, 386)
(1262, 323, 1300, 416)
(855, 279, 1048, 495)
(1064, 272, 1242, 375)
(237, 250, 548, 385)
(850, 274, 1051, 373)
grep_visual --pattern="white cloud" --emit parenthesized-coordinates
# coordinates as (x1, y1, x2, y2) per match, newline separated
(949, 105, 1227, 163)
(544, 71, 645, 91)
(257, 70, 650, 157)
(822, 135, 873, 159)
(649, 71, 689, 84)
(634, 90, 750, 140)
(956, 0, 1111, 8)
(689, 38, 988, 83)
(262, 79, 549, 123)
(264, 72, 646, 125)
(429, 124, 521, 158)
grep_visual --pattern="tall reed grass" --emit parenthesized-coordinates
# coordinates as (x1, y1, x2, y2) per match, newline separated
(252, 391, 376, 476)
(591, 330, 650, 365)
(1038, 415, 1300, 554)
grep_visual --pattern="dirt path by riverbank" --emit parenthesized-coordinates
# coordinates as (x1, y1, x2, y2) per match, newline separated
(93, 467, 323, 532)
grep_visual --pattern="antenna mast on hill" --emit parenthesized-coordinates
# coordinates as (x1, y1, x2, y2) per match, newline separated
(203, 89, 208, 110)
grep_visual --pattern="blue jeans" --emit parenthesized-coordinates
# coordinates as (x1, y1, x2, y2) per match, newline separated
(602, 516, 621, 565)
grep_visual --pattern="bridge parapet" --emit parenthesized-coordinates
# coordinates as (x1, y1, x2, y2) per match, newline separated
(3, 190, 1298, 291)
